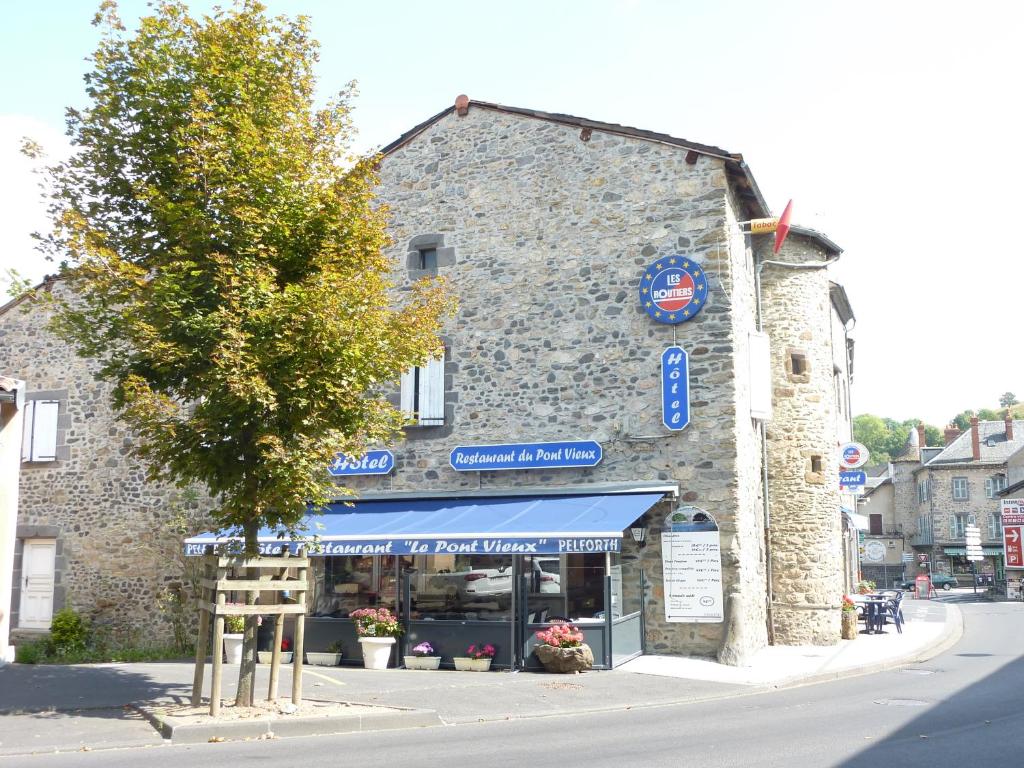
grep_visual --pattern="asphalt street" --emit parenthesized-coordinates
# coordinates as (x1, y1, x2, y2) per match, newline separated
(4, 593, 1022, 767)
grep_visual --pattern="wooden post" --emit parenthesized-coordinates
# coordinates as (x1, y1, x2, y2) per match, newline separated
(191, 555, 212, 706)
(210, 564, 227, 717)
(291, 548, 307, 705)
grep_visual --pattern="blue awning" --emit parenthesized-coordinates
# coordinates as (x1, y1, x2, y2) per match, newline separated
(184, 493, 666, 556)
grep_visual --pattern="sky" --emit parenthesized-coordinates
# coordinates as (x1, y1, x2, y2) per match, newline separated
(2, 0, 1022, 428)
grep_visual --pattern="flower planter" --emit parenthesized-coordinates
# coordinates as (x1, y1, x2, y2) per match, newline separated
(453, 657, 492, 672)
(358, 637, 396, 669)
(841, 611, 859, 640)
(306, 652, 343, 667)
(258, 651, 294, 664)
(222, 634, 244, 665)
(404, 655, 442, 670)
(534, 643, 594, 673)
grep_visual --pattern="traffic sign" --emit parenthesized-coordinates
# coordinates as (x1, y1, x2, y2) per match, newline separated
(901, 552, 914, 563)
(1005, 525, 1024, 568)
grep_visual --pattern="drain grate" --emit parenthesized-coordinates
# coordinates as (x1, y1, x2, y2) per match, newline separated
(875, 699, 930, 707)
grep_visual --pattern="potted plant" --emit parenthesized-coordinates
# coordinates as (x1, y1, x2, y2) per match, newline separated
(350, 607, 402, 669)
(856, 579, 876, 595)
(533, 623, 594, 673)
(404, 641, 441, 670)
(453, 643, 495, 671)
(222, 613, 245, 664)
(258, 636, 294, 664)
(307, 640, 344, 667)
(840, 595, 859, 640)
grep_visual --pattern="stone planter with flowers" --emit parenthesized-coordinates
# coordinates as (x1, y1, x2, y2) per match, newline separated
(258, 635, 293, 664)
(350, 607, 402, 669)
(222, 613, 245, 664)
(404, 641, 441, 670)
(306, 641, 344, 667)
(453, 642, 495, 671)
(534, 623, 594, 673)
(840, 595, 859, 640)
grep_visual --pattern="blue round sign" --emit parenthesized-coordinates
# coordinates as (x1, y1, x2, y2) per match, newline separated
(638, 256, 708, 324)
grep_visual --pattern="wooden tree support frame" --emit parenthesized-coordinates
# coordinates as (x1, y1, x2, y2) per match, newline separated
(190, 549, 309, 716)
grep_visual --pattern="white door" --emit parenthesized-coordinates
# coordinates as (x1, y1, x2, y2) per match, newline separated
(19, 539, 56, 629)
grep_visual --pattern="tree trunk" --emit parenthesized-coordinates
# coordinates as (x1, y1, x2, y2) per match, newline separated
(235, 520, 260, 707)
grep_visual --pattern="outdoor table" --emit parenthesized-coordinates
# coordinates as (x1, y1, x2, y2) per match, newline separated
(862, 596, 888, 634)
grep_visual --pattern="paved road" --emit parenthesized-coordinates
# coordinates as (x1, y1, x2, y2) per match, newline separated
(5, 593, 1022, 767)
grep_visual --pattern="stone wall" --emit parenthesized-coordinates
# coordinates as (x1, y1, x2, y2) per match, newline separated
(355, 105, 769, 657)
(0, 284, 210, 645)
(757, 233, 843, 644)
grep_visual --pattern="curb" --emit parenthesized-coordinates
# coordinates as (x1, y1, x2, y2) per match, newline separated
(134, 701, 442, 744)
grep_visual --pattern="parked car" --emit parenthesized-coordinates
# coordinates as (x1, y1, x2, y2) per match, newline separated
(897, 574, 959, 591)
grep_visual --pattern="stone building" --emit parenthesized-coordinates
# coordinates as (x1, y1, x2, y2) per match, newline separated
(2, 97, 856, 663)
(883, 417, 1022, 583)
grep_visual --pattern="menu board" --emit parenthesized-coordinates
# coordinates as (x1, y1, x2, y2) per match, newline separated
(661, 507, 724, 623)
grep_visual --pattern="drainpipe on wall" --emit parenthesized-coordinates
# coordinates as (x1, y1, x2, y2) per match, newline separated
(0, 378, 26, 665)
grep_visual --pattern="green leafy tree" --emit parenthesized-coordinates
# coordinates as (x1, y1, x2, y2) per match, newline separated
(853, 415, 942, 464)
(1000, 392, 1018, 408)
(32, 1, 454, 707)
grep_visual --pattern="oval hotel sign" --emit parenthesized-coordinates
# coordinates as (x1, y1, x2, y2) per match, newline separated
(638, 255, 708, 324)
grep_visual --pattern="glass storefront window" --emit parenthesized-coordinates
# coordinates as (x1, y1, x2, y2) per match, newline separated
(407, 554, 513, 621)
(309, 555, 402, 617)
(524, 554, 607, 623)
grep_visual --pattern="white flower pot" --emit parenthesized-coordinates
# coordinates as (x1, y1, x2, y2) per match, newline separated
(404, 655, 441, 670)
(306, 652, 343, 666)
(358, 637, 396, 669)
(453, 657, 492, 672)
(258, 651, 294, 664)
(223, 634, 244, 665)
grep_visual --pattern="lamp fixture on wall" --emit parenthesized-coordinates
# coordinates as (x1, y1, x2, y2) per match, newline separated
(630, 526, 647, 548)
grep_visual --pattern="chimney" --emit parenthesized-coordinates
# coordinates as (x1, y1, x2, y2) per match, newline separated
(970, 416, 980, 460)
(1006, 411, 1015, 441)
(455, 94, 470, 116)
(944, 425, 962, 446)
(916, 423, 926, 448)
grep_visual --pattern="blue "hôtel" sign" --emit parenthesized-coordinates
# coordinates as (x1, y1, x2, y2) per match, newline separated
(328, 450, 395, 476)
(450, 441, 603, 472)
(662, 346, 690, 431)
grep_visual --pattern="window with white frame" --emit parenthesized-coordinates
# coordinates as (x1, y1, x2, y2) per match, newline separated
(990, 512, 1002, 539)
(951, 477, 969, 501)
(950, 514, 967, 539)
(21, 400, 59, 462)
(985, 475, 1007, 499)
(400, 352, 445, 426)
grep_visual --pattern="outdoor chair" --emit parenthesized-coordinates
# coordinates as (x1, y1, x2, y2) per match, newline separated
(881, 598, 903, 633)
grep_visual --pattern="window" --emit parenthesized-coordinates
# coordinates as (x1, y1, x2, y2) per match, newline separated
(951, 477, 969, 501)
(985, 475, 1007, 499)
(950, 514, 967, 539)
(917, 480, 929, 503)
(417, 248, 437, 271)
(990, 512, 1002, 539)
(810, 455, 823, 473)
(400, 352, 445, 426)
(790, 353, 807, 376)
(21, 400, 59, 462)
(869, 514, 883, 535)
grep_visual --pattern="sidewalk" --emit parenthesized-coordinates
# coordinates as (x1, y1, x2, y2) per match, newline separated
(0, 597, 962, 756)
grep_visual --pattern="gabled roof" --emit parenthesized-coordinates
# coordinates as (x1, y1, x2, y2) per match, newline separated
(380, 97, 799, 231)
(921, 420, 1024, 468)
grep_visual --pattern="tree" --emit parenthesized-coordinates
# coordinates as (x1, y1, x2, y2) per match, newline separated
(1000, 392, 1019, 408)
(852, 415, 942, 464)
(33, 1, 453, 707)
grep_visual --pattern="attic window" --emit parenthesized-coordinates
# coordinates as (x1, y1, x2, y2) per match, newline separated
(418, 248, 437, 271)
